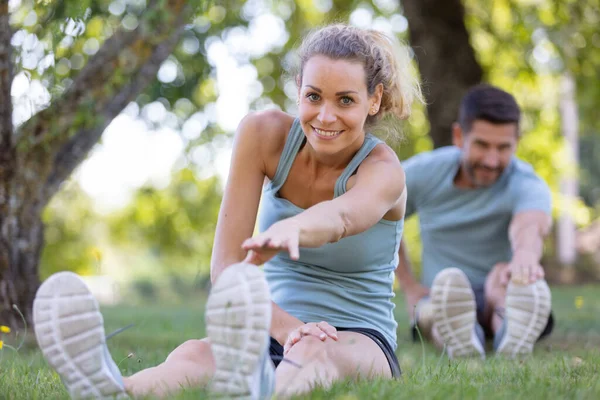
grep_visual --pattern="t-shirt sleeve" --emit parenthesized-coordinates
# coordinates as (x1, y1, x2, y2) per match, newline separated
(513, 173, 552, 215)
(402, 155, 423, 218)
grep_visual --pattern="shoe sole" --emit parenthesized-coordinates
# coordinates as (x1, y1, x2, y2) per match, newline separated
(431, 268, 485, 359)
(206, 263, 272, 399)
(496, 279, 551, 357)
(33, 272, 127, 399)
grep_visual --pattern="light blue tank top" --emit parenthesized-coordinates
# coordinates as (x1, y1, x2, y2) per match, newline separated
(258, 119, 403, 349)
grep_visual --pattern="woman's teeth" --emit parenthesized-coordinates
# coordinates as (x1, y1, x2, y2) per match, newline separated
(314, 127, 342, 137)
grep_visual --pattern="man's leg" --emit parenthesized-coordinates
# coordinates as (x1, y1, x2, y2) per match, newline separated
(482, 262, 510, 335)
(416, 268, 485, 359)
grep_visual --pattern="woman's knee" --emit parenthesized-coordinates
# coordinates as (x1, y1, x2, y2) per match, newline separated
(285, 335, 331, 364)
(165, 339, 214, 364)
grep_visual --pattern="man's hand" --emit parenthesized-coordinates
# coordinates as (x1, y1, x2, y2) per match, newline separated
(508, 249, 545, 285)
(404, 282, 430, 320)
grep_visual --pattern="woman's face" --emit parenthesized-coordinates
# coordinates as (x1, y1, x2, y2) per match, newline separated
(298, 55, 381, 157)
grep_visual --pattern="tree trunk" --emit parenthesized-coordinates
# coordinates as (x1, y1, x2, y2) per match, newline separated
(0, 0, 197, 330)
(557, 71, 579, 280)
(0, 210, 44, 329)
(403, 0, 483, 148)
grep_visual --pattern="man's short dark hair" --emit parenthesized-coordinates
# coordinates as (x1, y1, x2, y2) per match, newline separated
(458, 84, 521, 134)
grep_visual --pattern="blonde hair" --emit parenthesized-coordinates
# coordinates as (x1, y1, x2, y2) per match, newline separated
(296, 24, 424, 141)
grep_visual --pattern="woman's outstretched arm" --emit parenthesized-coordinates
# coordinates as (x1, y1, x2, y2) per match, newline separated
(243, 143, 406, 257)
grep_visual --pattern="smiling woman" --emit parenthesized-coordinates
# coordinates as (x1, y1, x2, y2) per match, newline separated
(32, 24, 423, 400)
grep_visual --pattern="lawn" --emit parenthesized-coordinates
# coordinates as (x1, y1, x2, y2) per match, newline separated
(1, 285, 599, 399)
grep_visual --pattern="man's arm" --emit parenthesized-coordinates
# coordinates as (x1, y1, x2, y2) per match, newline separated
(508, 210, 552, 284)
(395, 240, 418, 287)
(395, 240, 429, 319)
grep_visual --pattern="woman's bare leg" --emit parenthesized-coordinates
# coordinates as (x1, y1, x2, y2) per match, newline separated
(274, 332, 392, 397)
(123, 338, 215, 397)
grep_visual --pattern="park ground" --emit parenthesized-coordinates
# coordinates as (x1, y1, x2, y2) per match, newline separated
(1, 284, 599, 399)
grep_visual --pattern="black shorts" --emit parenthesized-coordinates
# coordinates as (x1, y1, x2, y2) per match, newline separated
(269, 327, 401, 378)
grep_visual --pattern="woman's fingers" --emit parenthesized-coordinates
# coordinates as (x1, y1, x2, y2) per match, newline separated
(316, 321, 338, 340)
(283, 329, 302, 354)
(242, 236, 270, 250)
(288, 238, 300, 260)
(283, 322, 338, 355)
(300, 324, 327, 340)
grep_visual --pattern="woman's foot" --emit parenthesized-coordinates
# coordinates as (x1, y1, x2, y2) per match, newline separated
(33, 272, 127, 399)
(206, 263, 275, 399)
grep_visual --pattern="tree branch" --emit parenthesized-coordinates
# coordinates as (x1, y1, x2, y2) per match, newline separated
(13, 0, 193, 204)
(44, 23, 187, 200)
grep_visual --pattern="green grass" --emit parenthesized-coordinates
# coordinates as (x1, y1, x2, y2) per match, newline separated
(1, 285, 600, 399)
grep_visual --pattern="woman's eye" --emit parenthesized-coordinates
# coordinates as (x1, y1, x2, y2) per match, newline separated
(340, 96, 353, 105)
(306, 93, 320, 102)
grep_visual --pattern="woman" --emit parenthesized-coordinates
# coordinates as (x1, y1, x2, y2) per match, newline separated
(33, 24, 421, 399)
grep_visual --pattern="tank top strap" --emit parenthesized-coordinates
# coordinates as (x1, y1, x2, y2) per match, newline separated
(334, 134, 383, 197)
(269, 118, 305, 192)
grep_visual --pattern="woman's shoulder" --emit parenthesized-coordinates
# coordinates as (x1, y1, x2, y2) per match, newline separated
(235, 110, 296, 178)
(362, 140, 403, 173)
(236, 109, 295, 148)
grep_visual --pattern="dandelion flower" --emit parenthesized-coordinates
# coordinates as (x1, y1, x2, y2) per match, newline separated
(0, 340, 3, 350)
(575, 296, 584, 309)
(0, 325, 10, 333)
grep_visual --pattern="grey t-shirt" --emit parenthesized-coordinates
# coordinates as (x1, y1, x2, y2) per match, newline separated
(403, 146, 552, 289)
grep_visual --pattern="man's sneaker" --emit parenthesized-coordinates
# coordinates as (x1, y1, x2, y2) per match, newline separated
(206, 263, 275, 399)
(495, 279, 552, 357)
(430, 268, 485, 360)
(33, 272, 127, 399)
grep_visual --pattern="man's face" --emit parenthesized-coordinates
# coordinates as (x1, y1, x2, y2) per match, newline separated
(453, 120, 518, 187)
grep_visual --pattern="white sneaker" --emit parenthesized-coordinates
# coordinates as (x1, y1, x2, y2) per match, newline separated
(495, 279, 551, 357)
(33, 272, 127, 399)
(430, 268, 485, 360)
(206, 263, 275, 399)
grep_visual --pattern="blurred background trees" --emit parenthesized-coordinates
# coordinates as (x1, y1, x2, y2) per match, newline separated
(2, 0, 599, 327)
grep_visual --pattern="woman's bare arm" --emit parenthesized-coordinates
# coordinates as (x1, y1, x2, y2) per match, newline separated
(209, 111, 306, 343)
(288, 144, 405, 248)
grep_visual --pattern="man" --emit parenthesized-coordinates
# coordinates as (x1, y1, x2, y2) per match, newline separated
(396, 84, 554, 359)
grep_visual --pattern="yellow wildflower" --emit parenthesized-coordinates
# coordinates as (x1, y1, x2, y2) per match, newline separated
(90, 247, 103, 262)
(0, 325, 10, 333)
(0, 340, 3, 350)
(575, 296, 584, 309)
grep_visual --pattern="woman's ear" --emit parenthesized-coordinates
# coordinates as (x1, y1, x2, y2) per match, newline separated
(373, 83, 383, 108)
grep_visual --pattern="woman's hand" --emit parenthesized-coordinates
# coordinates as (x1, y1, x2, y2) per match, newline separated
(242, 219, 301, 265)
(283, 321, 339, 355)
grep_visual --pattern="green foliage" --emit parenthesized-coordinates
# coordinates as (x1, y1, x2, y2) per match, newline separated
(22, 0, 599, 281)
(464, 0, 599, 215)
(107, 168, 222, 276)
(40, 181, 102, 279)
(40, 169, 222, 288)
